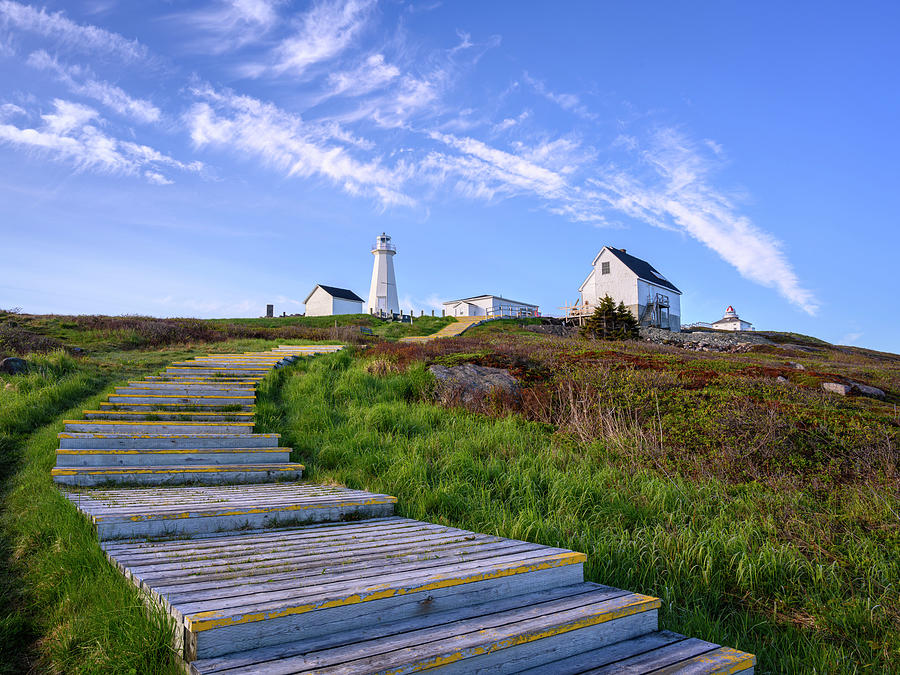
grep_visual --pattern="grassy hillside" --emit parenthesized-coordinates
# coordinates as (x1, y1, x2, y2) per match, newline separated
(0, 313, 896, 672)
(0, 310, 453, 356)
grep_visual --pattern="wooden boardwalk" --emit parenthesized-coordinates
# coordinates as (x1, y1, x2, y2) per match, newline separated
(54, 345, 756, 673)
(399, 316, 486, 342)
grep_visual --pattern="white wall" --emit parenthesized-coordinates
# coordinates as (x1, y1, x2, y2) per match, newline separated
(305, 287, 333, 317)
(636, 280, 681, 330)
(713, 319, 752, 332)
(305, 287, 363, 316)
(367, 248, 399, 314)
(444, 297, 538, 318)
(581, 249, 640, 309)
(579, 249, 682, 330)
(333, 297, 364, 315)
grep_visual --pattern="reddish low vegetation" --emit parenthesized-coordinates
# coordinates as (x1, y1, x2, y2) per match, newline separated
(367, 331, 899, 488)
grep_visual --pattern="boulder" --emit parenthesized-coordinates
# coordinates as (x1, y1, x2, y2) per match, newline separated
(0, 357, 27, 375)
(822, 382, 852, 396)
(849, 381, 886, 399)
(428, 364, 518, 403)
(776, 376, 788, 384)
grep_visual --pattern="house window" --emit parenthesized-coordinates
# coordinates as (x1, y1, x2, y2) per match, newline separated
(601, 262, 610, 275)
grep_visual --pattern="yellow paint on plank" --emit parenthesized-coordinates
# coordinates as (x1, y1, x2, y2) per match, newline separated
(109, 395, 255, 399)
(51, 464, 302, 476)
(81, 410, 254, 416)
(66, 423, 254, 429)
(112, 496, 398, 522)
(378, 594, 660, 674)
(650, 647, 756, 675)
(185, 551, 590, 632)
(58, 433, 279, 439)
(56, 448, 286, 455)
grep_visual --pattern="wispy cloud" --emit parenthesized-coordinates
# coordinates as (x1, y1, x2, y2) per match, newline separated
(0, 101, 25, 120)
(428, 131, 567, 199)
(0, 98, 199, 183)
(0, 1, 148, 61)
(269, 0, 374, 77)
(178, 0, 283, 53)
(186, 85, 413, 207)
(493, 110, 530, 133)
(26, 50, 160, 124)
(592, 129, 818, 314)
(523, 72, 595, 120)
(328, 53, 400, 97)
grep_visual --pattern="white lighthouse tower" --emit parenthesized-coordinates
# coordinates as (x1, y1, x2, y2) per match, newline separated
(367, 232, 399, 316)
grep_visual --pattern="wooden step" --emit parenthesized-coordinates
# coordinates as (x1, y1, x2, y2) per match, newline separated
(115, 386, 256, 395)
(156, 376, 266, 383)
(101, 517, 588, 660)
(165, 368, 270, 376)
(99, 402, 256, 412)
(64, 484, 397, 540)
(83, 410, 254, 421)
(56, 446, 291, 467)
(63, 420, 254, 434)
(58, 433, 280, 449)
(516, 629, 756, 674)
(188, 583, 660, 674)
(51, 463, 303, 487)
(108, 394, 255, 405)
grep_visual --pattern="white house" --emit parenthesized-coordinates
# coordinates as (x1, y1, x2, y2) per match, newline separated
(579, 247, 682, 331)
(443, 294, 539, 318)
(304, 284, 364, 317)
(711, 306, 753, 331)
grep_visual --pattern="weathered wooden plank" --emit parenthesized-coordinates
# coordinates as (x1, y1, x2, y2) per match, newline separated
(101, 518, 437, 557)
(192, 587, 657, 672)
(58, 433, 280, 449)
(177, 549, 586, 627)
(52, 463, 303, 487)
(189, 564, 586, 660)
(650, 646, 757, 675)
(581, 636, 723, 674)
(513, 629, 686, 674)
(190, 584, 606, 673)
(125, 531, 506, 583)
(149, 540, 541, 599)
(55, 448, 290, 467)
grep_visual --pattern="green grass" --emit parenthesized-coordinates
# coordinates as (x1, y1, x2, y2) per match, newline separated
(0, 351, 182, 673)
(0, 338, 315, 673)
(256, 351, 899, 674)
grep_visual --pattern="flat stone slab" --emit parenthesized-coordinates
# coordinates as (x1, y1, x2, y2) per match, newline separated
(63, 483, 397, 540)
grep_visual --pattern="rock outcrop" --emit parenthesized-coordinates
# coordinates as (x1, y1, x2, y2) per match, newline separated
(428, 363, 518, 403)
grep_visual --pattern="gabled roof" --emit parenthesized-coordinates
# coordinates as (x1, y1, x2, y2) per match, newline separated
(712, 316, 752, 326)
(304, 284, 364, 304)
(442, 294, 537, 308)
(599, 247, 682, 294)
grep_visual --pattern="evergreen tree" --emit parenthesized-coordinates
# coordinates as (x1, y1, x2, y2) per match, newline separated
(582, 295, 617, 340)
(615, 301, 638, 339)
(582, 295, 639, 340)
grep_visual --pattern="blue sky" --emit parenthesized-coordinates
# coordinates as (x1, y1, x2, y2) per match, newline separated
(1, 1, 898, 352)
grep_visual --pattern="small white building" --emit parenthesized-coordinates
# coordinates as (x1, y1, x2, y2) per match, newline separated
(578, 246, 682, 331)
(711, 306, 753, 331)
(304, 284, 364, 317)
(443, 294, 539, 318)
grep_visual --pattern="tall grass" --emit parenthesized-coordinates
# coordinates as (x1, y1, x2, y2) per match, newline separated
(258, 352, 899, 674)
(0, 343, 292, 673)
